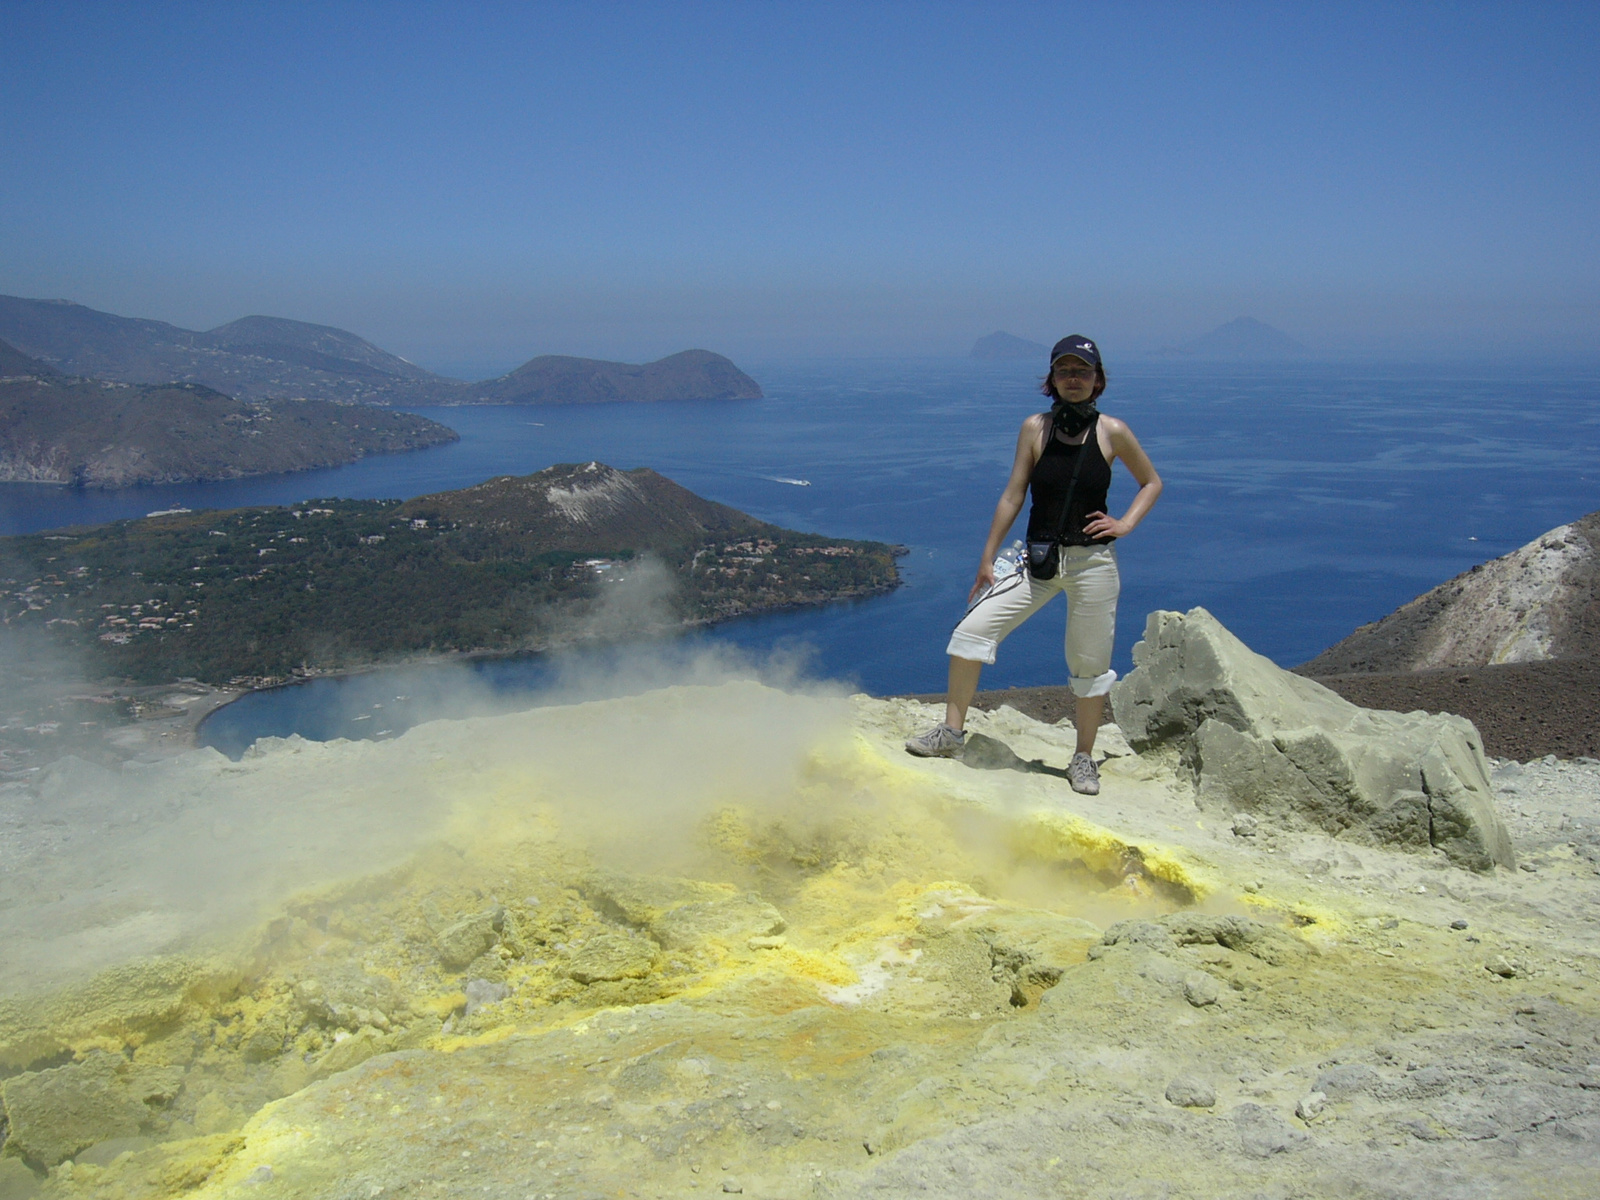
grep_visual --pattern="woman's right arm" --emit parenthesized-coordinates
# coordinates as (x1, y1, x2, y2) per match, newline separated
(968, 415, 1045, 603)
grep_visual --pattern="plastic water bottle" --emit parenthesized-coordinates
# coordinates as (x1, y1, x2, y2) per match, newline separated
(992, 539, 1024, 579)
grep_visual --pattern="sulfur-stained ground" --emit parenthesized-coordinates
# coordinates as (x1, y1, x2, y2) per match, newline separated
(2, 683, 1598, 1199)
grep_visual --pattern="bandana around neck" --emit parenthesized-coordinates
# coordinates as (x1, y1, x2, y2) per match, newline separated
(1051, 399, 1100, 438)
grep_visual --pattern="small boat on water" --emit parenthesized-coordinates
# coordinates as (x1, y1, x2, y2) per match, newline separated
(768, 477, 811, 487)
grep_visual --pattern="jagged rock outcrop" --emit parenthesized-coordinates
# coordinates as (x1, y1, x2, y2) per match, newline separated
(1303, 513, 1600, 673)
(1112, 608, 1515, 870)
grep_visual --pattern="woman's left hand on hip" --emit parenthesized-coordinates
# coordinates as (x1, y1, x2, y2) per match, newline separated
(1082, 511, 1129, 540)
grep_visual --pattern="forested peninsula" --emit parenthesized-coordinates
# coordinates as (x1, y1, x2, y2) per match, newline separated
(0, 462, 901, 685)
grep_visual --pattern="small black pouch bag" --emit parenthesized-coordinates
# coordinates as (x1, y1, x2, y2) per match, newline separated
(1024, 539, 1059, 579)
(1025, 414, 1097, 581)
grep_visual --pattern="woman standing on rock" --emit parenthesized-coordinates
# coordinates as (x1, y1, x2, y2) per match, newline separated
(905, 335, 1163, 794)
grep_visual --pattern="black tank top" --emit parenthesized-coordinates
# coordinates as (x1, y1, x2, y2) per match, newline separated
(1026, 416, 1115, 546)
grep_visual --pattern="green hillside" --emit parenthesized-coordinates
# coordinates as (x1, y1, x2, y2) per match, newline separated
(0, 463, 900, 685)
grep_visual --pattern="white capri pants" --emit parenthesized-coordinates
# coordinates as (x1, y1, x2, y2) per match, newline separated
(946, 543, 1120, 697)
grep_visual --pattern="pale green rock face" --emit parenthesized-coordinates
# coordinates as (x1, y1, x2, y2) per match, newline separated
(563, 930, 658, 983)
(1111, 607, 1515, 870)
(0, 1050, 182, 1167)
(432, 909, 500, 971)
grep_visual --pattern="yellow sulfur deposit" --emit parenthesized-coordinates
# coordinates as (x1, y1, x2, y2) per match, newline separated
(2, 683, 1596, 1198)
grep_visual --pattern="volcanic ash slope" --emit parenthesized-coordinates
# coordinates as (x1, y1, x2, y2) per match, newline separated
(3, 679, 1599, 1196)
(1305, 511, 1600, 673)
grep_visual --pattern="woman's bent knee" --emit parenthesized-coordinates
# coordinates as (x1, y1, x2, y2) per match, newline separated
(946, 631, 998, 664)
(1069, 668, 1117, 698)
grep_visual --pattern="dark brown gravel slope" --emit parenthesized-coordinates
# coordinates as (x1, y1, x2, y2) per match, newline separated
(901, 659, 1600, 762)
(1306, 658, 1600, 761)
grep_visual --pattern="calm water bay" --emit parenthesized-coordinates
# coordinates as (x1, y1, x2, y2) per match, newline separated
(4, 358, 1596, 754)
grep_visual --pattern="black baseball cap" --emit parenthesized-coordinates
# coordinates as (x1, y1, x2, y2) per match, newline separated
(1050, 335, 1101, 368)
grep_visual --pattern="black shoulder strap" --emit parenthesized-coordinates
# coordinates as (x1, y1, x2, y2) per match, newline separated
(1047, 413, 1097, 545)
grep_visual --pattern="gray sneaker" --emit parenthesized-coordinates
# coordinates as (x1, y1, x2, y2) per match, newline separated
(1068, 752, 1100, 795)
(905, 723, 966, 758)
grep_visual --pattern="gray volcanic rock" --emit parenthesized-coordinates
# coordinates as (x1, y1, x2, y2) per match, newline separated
(1303, 512, 1600, 674)
(462, 349, 761, 405)
(1111, 608, 1515, 870)
(970, 331, 1048, 360)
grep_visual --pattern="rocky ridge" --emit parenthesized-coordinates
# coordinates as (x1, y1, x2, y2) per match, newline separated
(1304, 511, 1600, 674)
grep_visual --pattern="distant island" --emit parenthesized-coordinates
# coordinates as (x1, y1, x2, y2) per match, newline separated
(1158, 316, 1309, 359)
(970, 331, 1049, 360)
(0, 294, 762, 406)
(0, 374, 458, 487)
(0, 462, 901, 685)
(457, 349, 762, 405)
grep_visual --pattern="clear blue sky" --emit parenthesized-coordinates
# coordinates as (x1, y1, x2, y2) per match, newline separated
(2, 1, 1596, 373)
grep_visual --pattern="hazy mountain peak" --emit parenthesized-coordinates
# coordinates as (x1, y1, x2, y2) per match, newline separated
(971, 331, 1049, 360)
(202, 315, 440, 382)
(1160, 316, 1309, 359)
(0, 293, 452, 401)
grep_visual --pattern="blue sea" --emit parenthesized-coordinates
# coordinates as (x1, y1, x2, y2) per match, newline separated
(4, 358, 1597, 755)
